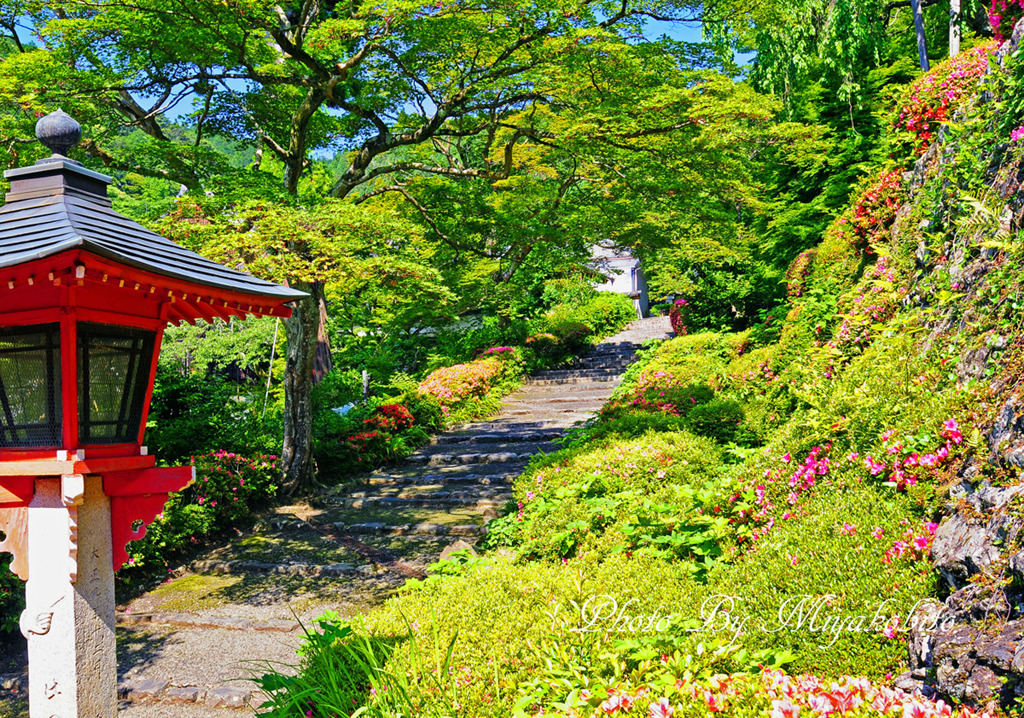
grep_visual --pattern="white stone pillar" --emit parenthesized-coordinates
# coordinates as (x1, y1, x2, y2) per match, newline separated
(23, 475, 116, 718)
(950, 0, 961, 57)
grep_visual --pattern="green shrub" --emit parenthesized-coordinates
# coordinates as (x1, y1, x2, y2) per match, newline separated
(690, 478, 938, 677)
(313, 408, 364, 479)
(602, 373, 715, 421)
(352, 553, 703, 716)
(541, 292, 635, 349)
(418, 357, 504, 410)
(311, 368, 365, 412)
(416, 347, 526, 426)
(397, 388, 444, 434)
(576, 292, 637, 337)
(684, 397, 745, 444)
(119, 451, 280, 589)
(557, 411, 691, 448)
(148, 369, 278, 462)
(0, 555, 21, 634)
(281, 483, 936, 715)
(425, 314, 532, 369)
(485, 431, 731, 564)
(544, 317, 593, 353)
(314, 392, 441, 479)
(524, 332, 562, 360)
(613, 333, 744, 396)
(306, 478, 936, 716)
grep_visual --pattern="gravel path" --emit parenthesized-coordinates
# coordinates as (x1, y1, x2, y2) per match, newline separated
(0, 317, 672, 716)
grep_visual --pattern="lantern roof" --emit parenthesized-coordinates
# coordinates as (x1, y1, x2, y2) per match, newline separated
(0, 111, 306, 309)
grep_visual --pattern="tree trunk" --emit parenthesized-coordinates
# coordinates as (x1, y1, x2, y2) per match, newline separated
(949, 0, 961, 57)
(279, 280, 323, 495)
(910, 0, 930, 71)
(277, 90, 327, 495)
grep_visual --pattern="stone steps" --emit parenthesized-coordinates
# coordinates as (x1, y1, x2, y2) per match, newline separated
(526, 375, 622, 386)
(501, 395, 607, 405)
(341, 494, 510, 510)
(433, 430, 564, 445)
(119, 680, 255, 710)
(411, 440, 556, 459)
(404, 450, 532, 466)
(570, 354, 638, 366)
(466, 417, 562, 427)
(190, 558, 368, 577)
(345, 483, 511, 498)
(500, 407, 602, 417)
(344, 482, 512, 498)
(365, 472, 515, 487)
(331, 521, 486, 537)
(534, 368, 626, 379)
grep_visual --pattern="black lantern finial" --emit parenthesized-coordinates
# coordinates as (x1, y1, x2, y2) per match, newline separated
(35, 109, 81, 158)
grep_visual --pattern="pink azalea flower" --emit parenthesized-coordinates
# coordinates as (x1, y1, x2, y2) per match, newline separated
(871, 691, 899, 714)
(942, 418, 963, 444)
(841, 522, 856, 536)
(871, 526, 884, 539)
(602, 694, 630, 713)
(771, 699, 801, 718)
(807, 693, 837, 715)
(864, 455, 887, 476)
(884, 617, 900, 639)
(902, 701, 931, 718)
(649, 697, 674, 718)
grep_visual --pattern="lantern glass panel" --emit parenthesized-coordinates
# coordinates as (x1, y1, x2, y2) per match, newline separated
(77, 323, 155, 445)
(0, 324, 62, 448)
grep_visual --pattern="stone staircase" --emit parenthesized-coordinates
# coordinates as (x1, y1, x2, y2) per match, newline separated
(0, 316, 672, 718)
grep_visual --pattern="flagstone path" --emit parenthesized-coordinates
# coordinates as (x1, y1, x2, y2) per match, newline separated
(0, 316, 672, 717)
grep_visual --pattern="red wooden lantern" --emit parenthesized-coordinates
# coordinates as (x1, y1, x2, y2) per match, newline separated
(0, 110, 305, 717)
(0, 110, 304, 573)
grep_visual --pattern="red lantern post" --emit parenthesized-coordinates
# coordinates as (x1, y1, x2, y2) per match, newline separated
(0, 110, 305, 717)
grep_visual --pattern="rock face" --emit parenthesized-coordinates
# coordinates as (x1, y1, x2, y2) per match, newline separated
(924, 614, 1024, 705)
(989, 396, 1024, 469)
(929, 485, 1024, 590)
(930, 514, 1001, 589)
(908, 481, 1024, 709)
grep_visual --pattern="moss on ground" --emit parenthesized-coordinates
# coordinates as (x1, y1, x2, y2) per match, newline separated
(319, 504, 485, 527)
(144, 572, 365, 614)
(0, 696, 27, 718)
(206, 530, 361, 566)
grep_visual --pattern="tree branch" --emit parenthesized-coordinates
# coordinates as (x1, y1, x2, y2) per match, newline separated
(80, 137, 188, 185)
(883, 0, 941, 26)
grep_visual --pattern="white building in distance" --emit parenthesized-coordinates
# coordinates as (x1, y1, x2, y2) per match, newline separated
(591, 243, 649, 318)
